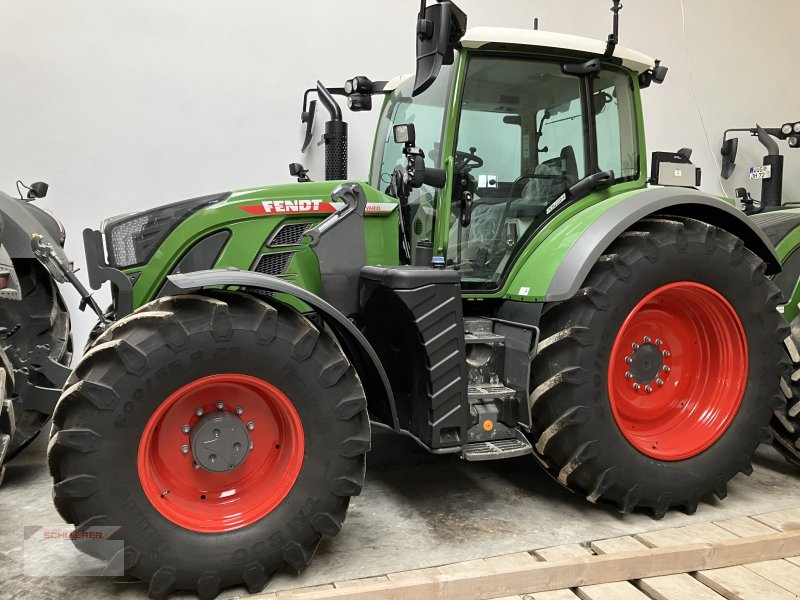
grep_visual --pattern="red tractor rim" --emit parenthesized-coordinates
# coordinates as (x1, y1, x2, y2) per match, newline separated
(607, 282, 748, 461)
(137, 374, 304, 532)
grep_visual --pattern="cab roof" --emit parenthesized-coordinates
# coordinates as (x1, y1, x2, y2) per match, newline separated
(461, 27, 656, 74)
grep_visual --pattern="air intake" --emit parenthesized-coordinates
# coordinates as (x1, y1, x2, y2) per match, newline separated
(268, 223, 312, 247)
(252, 251, 295, 276)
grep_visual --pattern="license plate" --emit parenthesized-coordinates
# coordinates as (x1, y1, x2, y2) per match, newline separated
(749, 165, 772, 180)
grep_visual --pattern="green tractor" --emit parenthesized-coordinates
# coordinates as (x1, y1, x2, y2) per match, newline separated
(46, 1, 793, 598)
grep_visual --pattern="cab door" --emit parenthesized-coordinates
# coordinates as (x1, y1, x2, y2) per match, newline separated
(442, 52, 641, 292)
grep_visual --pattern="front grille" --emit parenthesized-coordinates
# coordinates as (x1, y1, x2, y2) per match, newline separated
(108, 215, 149, 268)
(253, 251, 295, 276)
(268, 222, 312, 247)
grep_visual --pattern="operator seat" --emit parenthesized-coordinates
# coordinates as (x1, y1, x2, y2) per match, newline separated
(513, 145, 578, 218)
(560, 144, 579, 187)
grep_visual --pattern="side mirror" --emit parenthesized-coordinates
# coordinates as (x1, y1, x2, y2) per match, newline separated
(27, 181, 49, 200)
(721, 137, 739, 179)
(413, 1, 467, 97)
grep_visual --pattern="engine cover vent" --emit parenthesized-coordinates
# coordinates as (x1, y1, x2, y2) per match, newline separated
(268, 223, 312, 247)
(252, 251, 295, 276)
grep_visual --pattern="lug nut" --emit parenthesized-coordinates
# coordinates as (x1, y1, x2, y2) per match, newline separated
(181, 424, 190, 434)
(236, 406, 244, 415)
(181, 444, 190, 455)
(193, 462, 200, 469)
(662, 350, 671, 357)
(625, 372, 633, 380)
(625, 356, 633, 364)
(643, 336, 651, 343)
(247, 421, 255, 431)
(216, 401, 224, 410)
(655, 339, 663, 346)
(195, 407, 204, 417)
(645, 385, 653, 393)
(656, 378, 664, 386)
(632, 343, 640, 350)
(662, 365, 671, 373)
(633, 383, 641, 391)
(249, 441, 254, 450)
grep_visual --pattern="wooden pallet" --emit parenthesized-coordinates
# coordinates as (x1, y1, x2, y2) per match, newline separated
(253, 507, 800, 600)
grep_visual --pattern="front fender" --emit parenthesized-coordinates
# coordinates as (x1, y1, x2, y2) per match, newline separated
(508, 187, 779, 302)
(162, 269, 399, 430)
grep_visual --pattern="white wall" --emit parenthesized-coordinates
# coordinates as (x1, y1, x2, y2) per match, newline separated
(0, 0, 798, 349)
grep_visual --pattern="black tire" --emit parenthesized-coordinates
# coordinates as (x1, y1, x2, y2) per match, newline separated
(0, 347, 15, 482)
(48, 292, 369, 599)
(530, 217, 787, 517)
(772, 316, 800, 467)
(0, 259, 72, 459)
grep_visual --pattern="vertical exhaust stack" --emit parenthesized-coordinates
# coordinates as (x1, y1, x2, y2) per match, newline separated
(316, 81, 348, 181)
(756, 125, 783, 208)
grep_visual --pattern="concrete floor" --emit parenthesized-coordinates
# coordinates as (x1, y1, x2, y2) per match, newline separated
(1, 428, 799, 600)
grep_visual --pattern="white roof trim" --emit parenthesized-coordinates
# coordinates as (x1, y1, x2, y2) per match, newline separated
(461, 27, 656, 74)
(383, 73, 413, 93)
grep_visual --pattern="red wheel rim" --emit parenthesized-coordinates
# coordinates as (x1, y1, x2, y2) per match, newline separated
(607, 282, 748, 460)
(137, 374, 304, 532)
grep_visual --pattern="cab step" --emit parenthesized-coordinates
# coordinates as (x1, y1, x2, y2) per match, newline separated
(461, 431, 533, 461)
(464, 330, 506, 345)
(468, 383, 517, 400)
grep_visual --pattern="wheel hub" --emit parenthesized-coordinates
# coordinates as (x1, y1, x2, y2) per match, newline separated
(189, 410, 250, 472)
(628, 342, 663, 383)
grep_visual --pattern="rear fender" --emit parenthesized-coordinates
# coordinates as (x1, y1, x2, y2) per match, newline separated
(508, 187, 779, 302)
(162, 269, 399, 430)
(0, 190, 66, 261)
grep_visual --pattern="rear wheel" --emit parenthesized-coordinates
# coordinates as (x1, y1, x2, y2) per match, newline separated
(530, 217, 786, 517)
(772, 316, 800, 467)
(0, 348, 15, 484)
(0, 259, 72, 459)
(48, 292, 369, 599)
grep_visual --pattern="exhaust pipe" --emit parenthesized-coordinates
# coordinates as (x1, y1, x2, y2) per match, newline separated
(316, 81, 348, 181)
(756, 125, 783, 208)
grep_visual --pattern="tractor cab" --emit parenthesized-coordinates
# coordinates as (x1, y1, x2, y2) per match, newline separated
(372, 45, 645, 289)
(367, 9, 662, 295)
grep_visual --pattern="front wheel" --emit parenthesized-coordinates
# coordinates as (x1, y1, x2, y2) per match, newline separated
(530, 217, 786, 517)
(48, 292, 370, 599)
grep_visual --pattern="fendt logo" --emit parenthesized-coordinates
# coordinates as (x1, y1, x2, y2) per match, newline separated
(240, 199, 397, 216)
(240, 199, 336, 215)
(262, 200, 330, 213)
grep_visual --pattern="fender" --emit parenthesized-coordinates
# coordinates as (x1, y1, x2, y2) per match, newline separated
(509, 187, 780, 302)
(0, 190, 66, 261)
(162, 268, 400, 430)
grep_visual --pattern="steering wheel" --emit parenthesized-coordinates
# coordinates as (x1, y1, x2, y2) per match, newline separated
(455, 147, 484, 172)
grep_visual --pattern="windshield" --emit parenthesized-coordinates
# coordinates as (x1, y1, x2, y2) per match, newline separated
(370, 65, 452, 263)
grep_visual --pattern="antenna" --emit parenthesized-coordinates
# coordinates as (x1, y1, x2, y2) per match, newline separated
(604, 0, 623, 57)
(534, 17, 539, 30)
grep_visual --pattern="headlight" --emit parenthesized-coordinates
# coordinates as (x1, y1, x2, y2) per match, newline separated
(103, 192, 229, 269)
